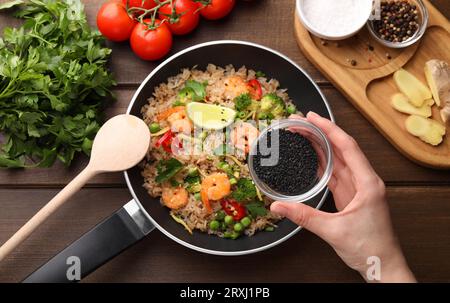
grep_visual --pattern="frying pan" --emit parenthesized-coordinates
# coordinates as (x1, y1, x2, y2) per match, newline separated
(22, 41, 334, 282)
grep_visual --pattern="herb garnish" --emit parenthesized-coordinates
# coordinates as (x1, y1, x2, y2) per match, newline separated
(0, 0, 115, 167)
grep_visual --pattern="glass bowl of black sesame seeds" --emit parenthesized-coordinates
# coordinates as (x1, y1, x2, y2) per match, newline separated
(367, 0, 428, 49)
(248, 119, 333, 203)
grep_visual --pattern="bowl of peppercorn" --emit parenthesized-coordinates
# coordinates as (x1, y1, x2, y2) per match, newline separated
(248, 119, 333, 203)
(367, 0, 428, 48)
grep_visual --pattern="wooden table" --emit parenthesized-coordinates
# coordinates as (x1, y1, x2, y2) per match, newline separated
(0, 0, 449, 283)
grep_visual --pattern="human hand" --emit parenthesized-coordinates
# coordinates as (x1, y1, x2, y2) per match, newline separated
(270, 112, 416, 283)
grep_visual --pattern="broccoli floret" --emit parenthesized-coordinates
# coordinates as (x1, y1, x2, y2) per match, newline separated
(231, 178, 257, 202)
(234, 93, 252, 111)
(259, 93, 286, 119)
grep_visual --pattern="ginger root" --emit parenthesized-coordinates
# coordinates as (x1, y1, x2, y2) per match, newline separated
(405, 115, 446, 146)
(424, 59, 450, 124)
(394, 68, 432, 107)
(391, 93, 431, 117)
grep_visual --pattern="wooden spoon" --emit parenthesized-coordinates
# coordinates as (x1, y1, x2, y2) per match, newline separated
(0, 114, 150, 261)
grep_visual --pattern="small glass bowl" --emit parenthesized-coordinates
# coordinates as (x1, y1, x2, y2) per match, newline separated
(367, 0, 428, 49)
(248, 119, 333, 203)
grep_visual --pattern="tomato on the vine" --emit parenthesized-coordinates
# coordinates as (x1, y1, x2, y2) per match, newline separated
(122, 0, 156, 10)
(198, 0, 235, 20)
(159, 0, 200, 35)
(130, 20, 173, 61)
(97, 1, 137, 42)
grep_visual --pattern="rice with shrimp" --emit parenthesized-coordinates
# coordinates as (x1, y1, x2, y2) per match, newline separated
(141, 64, 299, 238)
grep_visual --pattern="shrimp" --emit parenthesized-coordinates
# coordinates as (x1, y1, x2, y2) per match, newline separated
(224, 76, 250, 100)
(167, 110, 193, 134)
(157, 106, 193, 134)
(200, 173, 231, 213)
(230, 122, 259, 153)
(162, 185, 189, 210)
(156, 106, 185, 121)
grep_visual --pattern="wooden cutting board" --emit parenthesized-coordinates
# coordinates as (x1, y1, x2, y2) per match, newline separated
(294, 0, 450, 169)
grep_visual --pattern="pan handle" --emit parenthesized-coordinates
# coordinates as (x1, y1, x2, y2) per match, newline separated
(22, 199, 154, 283)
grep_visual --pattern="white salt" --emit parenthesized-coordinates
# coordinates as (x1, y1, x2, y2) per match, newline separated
(302, 0, 372, 37)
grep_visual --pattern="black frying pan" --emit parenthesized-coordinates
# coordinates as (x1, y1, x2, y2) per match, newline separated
(23, 41, 334, 282)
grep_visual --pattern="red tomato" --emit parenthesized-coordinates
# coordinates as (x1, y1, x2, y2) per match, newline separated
(97, 1, 136, 42)
(122, 0, 156, 10)
(159, 0, 200, 35)
(130, 20, 173, 61)
(247, 79, 262, 100)
(199, 0, 235, 20)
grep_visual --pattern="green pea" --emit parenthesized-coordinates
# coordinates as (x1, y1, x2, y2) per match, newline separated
(209, 220, 220, 230)
(237, 111, 247, 119)
(224, 215, 234, 225)
(215, 210, 226, 221)
(287, 104, 297, 115)
(149, 123, 161, 134)
(194, 192, 201, 201)
(265, 226, 275, 232)
(240, 217, 251, 228)
(229, 177, 237, 185)
(233, 223, 243, 232)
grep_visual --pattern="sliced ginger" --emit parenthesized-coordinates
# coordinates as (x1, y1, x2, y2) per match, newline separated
(405, 115, 446, 146)
(394, 69, 432, 107)
(391, 93, 431, 117)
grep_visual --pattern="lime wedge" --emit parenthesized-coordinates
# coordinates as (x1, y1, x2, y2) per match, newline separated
(186, 102, 236, 130)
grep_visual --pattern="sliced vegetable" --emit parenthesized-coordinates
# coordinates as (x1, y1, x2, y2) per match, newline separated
(170, 213, 193, 234)
(231, 178, 257, 202)
(221, 199, 246, 221)
(186, 102, 236, 130)
(405, 115, 446, 146)
(265, 226, 275, 232)
(155, 130, 175, 153)
(156, 158, 183, 183)
(391, 93, 431, 117)
(393, 68, 432, 107)
(247, 79, 262, 100)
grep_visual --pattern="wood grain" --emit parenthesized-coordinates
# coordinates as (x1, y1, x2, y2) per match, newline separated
(295, 0, 450, 169)
(0, 187, 448, 283)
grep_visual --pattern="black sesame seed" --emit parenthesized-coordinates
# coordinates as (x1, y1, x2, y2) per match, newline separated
(253, 129, 318, 196)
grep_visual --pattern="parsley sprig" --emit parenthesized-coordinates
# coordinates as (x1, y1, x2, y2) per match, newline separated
(0, 0, 116, 168)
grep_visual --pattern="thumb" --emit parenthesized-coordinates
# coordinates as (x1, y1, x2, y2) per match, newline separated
(270, 201, 330, 237)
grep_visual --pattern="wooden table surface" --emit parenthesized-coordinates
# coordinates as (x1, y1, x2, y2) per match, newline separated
(0, 0, 449, 283)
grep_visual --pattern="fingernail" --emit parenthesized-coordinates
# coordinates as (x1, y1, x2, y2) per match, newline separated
(270, 202, 288, 217)
(307, 111, 319, 119)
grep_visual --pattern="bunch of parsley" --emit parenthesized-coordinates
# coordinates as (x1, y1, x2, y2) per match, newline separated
(0, 0, 116, 168)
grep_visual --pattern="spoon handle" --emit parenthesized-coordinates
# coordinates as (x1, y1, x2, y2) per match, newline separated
(0, 167, 97, 262)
